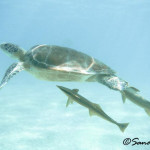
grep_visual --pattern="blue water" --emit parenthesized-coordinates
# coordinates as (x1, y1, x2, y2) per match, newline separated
(0, 0, 150, 150)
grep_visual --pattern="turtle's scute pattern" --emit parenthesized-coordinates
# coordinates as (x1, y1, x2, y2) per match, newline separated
(25, 45, 115, 75)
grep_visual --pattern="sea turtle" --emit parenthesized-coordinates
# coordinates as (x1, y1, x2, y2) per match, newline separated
(1, 43, 150, 117)
(0, 43, 127, 90)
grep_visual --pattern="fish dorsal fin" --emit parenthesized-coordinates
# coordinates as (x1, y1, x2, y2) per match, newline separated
(130, 87, 140, 92)
(145, 109, 150, 116)
(66, 97, 74, 107)
(92, 103, 101, 109)
(72, 89, 79, 93)
(121, 92, 126, 103)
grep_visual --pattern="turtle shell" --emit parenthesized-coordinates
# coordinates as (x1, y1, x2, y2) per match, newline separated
(25, 45, 115, 75)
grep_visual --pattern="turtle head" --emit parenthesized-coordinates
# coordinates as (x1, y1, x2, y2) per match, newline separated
(0, 43, 25, 61)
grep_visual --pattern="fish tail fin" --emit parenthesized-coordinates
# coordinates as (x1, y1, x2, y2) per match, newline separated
(118, 123, 129, 133)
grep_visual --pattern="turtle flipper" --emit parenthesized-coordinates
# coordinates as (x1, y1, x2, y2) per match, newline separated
(0, 62, 24, 89)
(96, 74, 128, 91)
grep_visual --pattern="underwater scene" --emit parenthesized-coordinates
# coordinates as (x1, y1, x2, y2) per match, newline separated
(0, 0, 150, 150)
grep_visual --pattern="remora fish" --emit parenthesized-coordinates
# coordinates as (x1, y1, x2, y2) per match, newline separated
(121, 88, 150, 116)
(57, 85, 129, 132)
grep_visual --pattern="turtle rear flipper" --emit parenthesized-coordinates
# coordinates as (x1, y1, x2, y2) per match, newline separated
(0, 62, 24, 89)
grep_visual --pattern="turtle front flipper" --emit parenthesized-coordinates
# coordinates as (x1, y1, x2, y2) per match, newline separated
(0, 62, 24, 89)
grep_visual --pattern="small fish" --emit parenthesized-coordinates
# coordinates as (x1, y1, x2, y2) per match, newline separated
(121, 87, 150, 116)
(57, 85, 129, 132)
